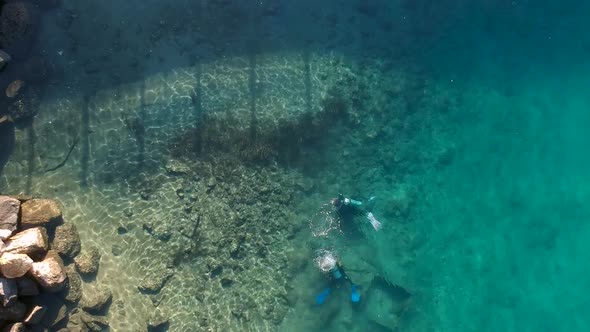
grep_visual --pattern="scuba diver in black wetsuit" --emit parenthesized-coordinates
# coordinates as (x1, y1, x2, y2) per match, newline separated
(331, 194, 382, 233)
(314, 251, 360, 304)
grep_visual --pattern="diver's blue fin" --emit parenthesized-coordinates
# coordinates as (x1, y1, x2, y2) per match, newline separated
(316, 288, 331, 305)
(350, 284, 361, 303)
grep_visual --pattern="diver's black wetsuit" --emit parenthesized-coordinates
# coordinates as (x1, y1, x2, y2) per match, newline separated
(334, 199, 368, 237)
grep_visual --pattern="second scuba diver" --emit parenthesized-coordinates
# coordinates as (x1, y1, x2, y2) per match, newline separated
(314, 250, 360, 305)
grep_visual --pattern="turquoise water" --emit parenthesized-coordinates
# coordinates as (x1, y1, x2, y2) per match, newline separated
(1, 1, 590, 331)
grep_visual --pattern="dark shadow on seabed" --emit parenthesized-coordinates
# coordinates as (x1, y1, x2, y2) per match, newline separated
(0, 122, 15, 178)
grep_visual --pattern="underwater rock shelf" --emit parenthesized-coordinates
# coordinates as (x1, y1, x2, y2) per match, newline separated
(0, 195, 108, 331)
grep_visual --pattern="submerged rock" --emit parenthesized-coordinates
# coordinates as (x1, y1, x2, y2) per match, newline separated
(68, 308, 109, 332)
(80, 287, 112, 314)
(74, 246, 100, 276)
(61, 265, 82, 304)
(0, 196, 19, 240)
(5, 80, 25, 98)
(138, 268, 174, 294)
(30, 250, 67, 292)
(3, 227, 48, 256)
(147, 310, 169, 332)
(0, 252, 33, 278)
(52, 223, 81, 260)
(20, 199, 62, 229)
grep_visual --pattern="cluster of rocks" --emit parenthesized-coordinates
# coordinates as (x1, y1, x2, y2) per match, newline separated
(0, 195, 110, 331)
(0, 0, 60, 125)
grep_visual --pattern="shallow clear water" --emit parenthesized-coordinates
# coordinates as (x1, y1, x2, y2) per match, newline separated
(1, 1, 589, 331)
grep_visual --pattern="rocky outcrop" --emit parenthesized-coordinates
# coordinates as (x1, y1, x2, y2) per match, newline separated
(67, 309, 109, 332)
(74, 246, 100, 276)
(148, 310, 169, 332)
(30, 250, 67, 292)
(0, 253, 33, 278)
(61, 265, 82, 304)
(80, 287, 112, 314)
(3, 227, 48, 257)
(138, 268, 174, 294)
(52, 223, 81, 261)
(0, 196, 19, 240)
(19, 199, 62, 229)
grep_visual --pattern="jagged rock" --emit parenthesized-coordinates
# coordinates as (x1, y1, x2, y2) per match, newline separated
(24, 305, 46, 324)
(3, 227, 48, 256)
(74, 246, 100, 275)
(30, 251, 66, 292)
(68, 309, 109, 332)
(20, 199, 61, 229)
(147, 310, 169, 332)
(16, 277, 39, 296)
(0, 278, 18, 306)
(138, 268, 174, 294)
(0, 196, 19, 240)
(0, 50, 10, 72)
(0, 301, 25, 321)
(51, 223, 81, 260)
(80, 287, 112, 314)
(61, 265, 82, 304)
(3, 322, 25, 332)
(0, 253, 33, 278)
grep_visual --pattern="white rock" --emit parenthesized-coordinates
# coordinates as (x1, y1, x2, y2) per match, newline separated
(3, 227, 48, 256)
(0, 196, 19, 240)
(30, 251, 66, 292)
(0, 252, 33, 278)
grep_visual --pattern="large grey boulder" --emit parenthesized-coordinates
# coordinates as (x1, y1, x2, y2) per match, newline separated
(52, 223, 81, 260)
(0, 252, 33, 278)
(0, 196, 19, 240)
(30, 250, 67, 292)
(3, 227, 48, 256)
(20, 199, 62, 229)
(74, 246, 100, 276)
